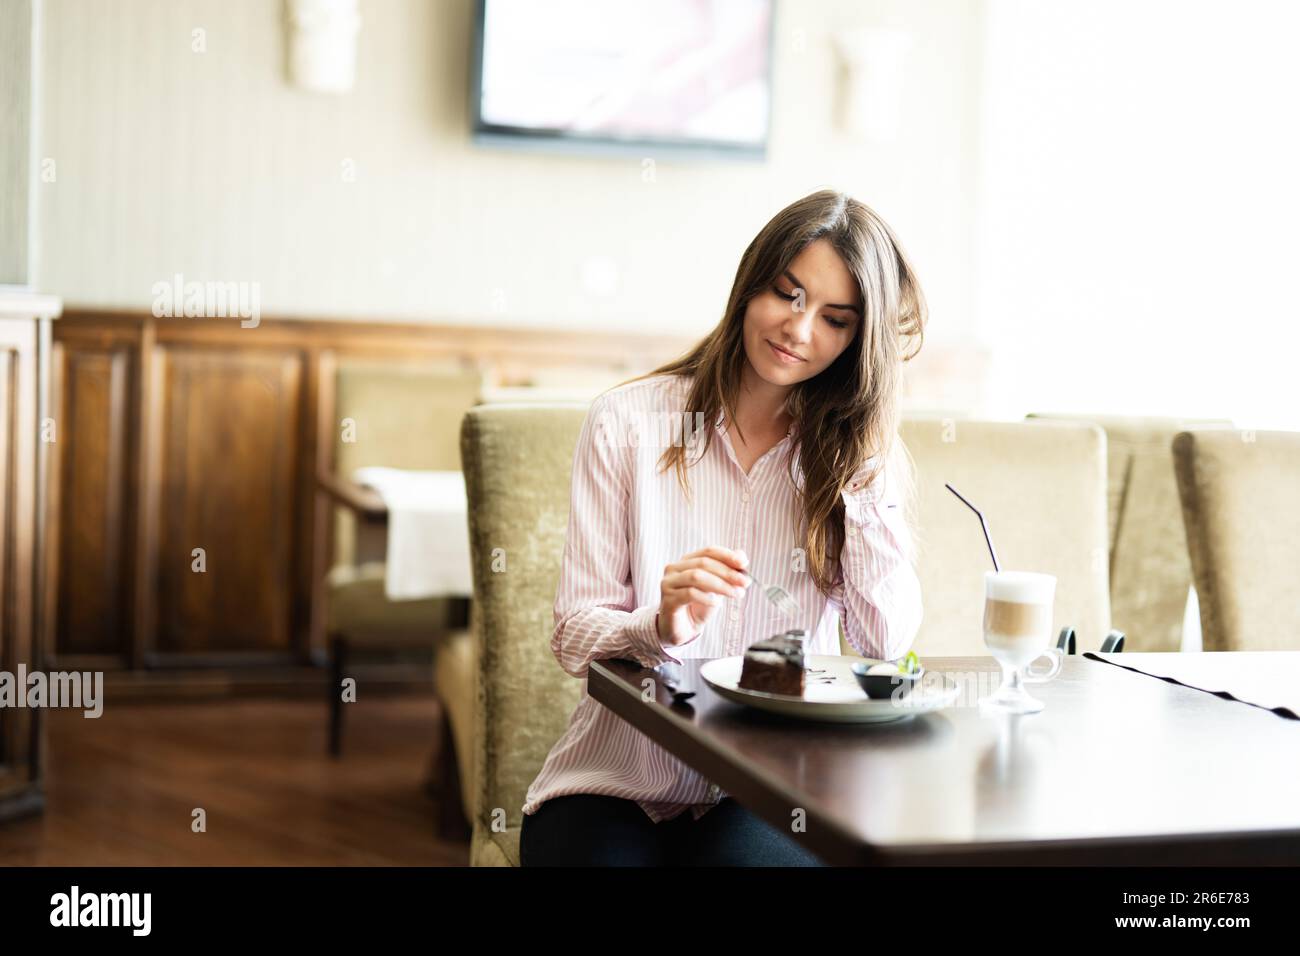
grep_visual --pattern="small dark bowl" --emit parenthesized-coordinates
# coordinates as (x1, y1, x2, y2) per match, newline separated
(851, 660, 925, 700)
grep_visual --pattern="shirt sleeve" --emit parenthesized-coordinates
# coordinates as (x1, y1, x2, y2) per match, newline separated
(550, 392, 685, 678)
(827, 456, 924, 661)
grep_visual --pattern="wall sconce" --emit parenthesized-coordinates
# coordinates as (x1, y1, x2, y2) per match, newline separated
(285, 0, 362, 93)
(833, 28, 912, 143)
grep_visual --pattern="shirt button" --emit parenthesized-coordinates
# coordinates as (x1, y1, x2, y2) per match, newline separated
(846, 525, 858, 537)
(707, 784, 720, 799)
(729, 608, 739, 621)
(742, 491, 750, 502)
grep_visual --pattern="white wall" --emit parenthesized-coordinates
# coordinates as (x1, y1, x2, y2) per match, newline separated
(0, 0, 34, 285)
(34, 0, 982, 347)
(974, 0, 1300, 428)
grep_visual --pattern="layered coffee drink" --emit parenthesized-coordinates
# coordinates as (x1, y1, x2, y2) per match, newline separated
(982, 572, 1055, 668)
(980, 570, 1061, 714)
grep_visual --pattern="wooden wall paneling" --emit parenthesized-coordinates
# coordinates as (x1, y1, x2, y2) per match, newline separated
(133, 318, 160, 667)
(308, 348, 337, 663)
(118, 312, 694, 376)
(50, 344, 133, 664)
(146, 343, 303, 664)
(50, 310, 704, 686)
(46, 317, 144, 670)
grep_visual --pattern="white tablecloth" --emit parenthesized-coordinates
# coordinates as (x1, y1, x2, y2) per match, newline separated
(352, 467, 473, 601)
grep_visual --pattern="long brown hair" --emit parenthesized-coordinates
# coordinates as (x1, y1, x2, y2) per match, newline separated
(624, 189, 926, 595)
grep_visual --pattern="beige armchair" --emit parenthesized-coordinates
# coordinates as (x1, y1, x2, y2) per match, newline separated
(319, 359, 482, 836)
(1028, 414, 1232, 651)
(839, 418, 1112, 657)
(459, 404, 588, 867)
(1172, 428, 1300, 651)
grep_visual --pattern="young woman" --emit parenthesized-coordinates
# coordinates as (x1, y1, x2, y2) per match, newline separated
(519, 190, 927, 866)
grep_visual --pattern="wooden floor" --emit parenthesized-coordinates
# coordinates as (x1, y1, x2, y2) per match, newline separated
(0, 691, 471, 865)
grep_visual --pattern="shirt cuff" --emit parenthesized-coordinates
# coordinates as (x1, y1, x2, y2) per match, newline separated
(626, 605, 683, 668)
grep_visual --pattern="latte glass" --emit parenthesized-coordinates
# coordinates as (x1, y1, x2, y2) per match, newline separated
(979, 571, 1061, 715)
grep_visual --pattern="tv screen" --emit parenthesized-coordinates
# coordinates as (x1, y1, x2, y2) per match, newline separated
(471, 0, 774, 159)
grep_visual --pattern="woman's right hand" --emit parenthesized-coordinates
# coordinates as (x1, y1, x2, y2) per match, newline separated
(657, 547, 751, 645)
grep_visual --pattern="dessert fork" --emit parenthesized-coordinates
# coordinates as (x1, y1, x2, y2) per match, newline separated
(740, 569, 802, 619)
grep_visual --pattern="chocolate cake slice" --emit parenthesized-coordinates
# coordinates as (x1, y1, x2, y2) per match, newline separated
(738, 633, 806, 697)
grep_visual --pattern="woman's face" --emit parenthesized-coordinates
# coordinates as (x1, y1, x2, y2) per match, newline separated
(742, 238, 863, 388)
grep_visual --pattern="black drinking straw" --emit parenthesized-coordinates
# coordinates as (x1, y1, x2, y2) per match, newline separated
(945, 482, 1001, 573)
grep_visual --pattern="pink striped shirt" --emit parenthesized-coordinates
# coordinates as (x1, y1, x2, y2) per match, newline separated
(522, 373, 923, 823)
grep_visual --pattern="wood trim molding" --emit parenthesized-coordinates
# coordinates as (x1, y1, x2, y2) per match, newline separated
(54, 309, 699, 380)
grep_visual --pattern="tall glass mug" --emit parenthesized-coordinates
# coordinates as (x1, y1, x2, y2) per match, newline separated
(979, 571, 1062, 714)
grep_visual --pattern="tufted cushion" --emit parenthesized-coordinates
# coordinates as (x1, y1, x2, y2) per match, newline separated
(459, 404, 588, 867)
(1173, 428, 1300, 651)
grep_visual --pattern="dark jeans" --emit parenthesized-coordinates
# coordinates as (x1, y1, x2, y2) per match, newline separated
(520, 793, 826, 866)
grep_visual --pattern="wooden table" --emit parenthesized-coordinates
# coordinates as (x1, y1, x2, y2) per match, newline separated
(588, 654, 1300, 865)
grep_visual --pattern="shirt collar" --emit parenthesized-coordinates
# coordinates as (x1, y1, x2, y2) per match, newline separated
(712, 410, 798, 440)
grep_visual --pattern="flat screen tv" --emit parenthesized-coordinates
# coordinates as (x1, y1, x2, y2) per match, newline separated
(470, 0, 774, 160)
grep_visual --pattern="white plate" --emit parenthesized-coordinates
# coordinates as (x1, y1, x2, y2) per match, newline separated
(699, 654, 960, 724)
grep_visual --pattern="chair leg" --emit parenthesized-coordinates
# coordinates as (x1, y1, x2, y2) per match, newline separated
(329, 635, 347, 757)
